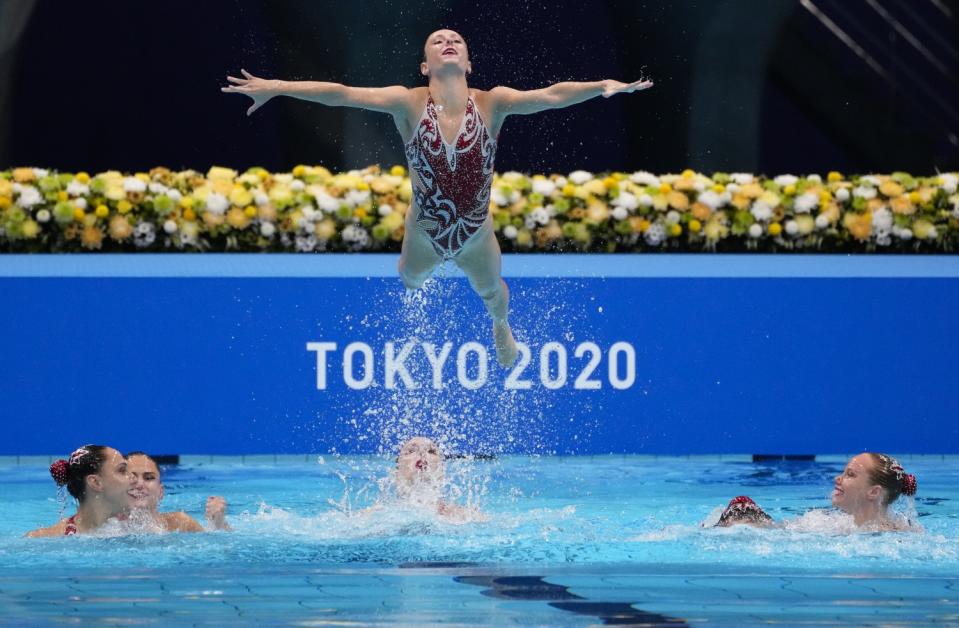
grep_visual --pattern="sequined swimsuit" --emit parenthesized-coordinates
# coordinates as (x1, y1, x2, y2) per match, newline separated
(404, 93, 497, 258)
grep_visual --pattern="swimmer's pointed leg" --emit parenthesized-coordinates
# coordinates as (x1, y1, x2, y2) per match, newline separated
(493, 318, 518, 368)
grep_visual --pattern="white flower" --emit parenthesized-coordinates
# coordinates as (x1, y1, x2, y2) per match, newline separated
(260, 222, 276, 237)
(12, 183, 23, 194)
(860, 175, 881, 187)
(637, 194, 653, 207)
(815, 215, 830, 229)
(872, 207, 893, 231)
(36, 209, 51, 223)
(530, 207, 549, 226)
(748, 223, 763, 238)
(611, 191, 639, 211)
(205, 192, 229, 215)
(731, 173, 754, 185)
(785, 219, 799, 235)
(503, 225, 518, 239)
(123, 177, 147, 193)
(254, 192, 269, 206)
(554, 176, 568, 188)
(531, 179, 556, 196)
(926, 226, 938, 239)
(510, 190, 521, 204)
(73, 198, 87, 210)
(524, 216, 536, 230)
(774, 175, 798, 187)
(940, 174, 958, 194)
(167, 190, 182, 203)
(894, 226, 913, 241)
(611, 207, 628, 221)
(33, 168, 49, 178)
(568, 170, 594, 185)
(852, 186, 877, 200)
(544, 204, 557, 217)
(341, 224, 369, 246)
(344, 189, 370, 207)
(697, 190, 724, 210)
(377, 204, 394, 217)
(133, 222, 156, 248)
(793, 192, 819, 214)
(291, 179, 305, 192)
(501, 171, 525, 184)
(301, 205, 318, 222)
(750, 200, 773, 222)
(295, 217, 310, 230)
(16, 186, 42, 208)
(629, 171, 660, 187)
(295, 234, 317, 252)
(316, 192, 340, 213)
(163, 219, 178, 234)
(148, 183, 168, 195)
(726, 183, 740, 194)
(644, 223, 666, 246)
(491, 187, 509, 206)
(835, 188, 850, 202)
(807, 174, 822, 184)
(66, 181, 90, 197)
(950, 194, 959, 219)
(693, 181, 706, 192)
(665, 210, 681, 225)
(875, 229, 891, 246)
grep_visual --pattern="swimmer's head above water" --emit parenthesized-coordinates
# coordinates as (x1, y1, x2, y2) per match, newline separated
(832, 453, 917, 517)
(50, 445, 131, 507)
(421, 29, 471, 80)
(395, 436, 445, 496)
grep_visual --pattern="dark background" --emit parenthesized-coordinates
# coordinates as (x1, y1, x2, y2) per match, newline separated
(1, 0, 958, 176)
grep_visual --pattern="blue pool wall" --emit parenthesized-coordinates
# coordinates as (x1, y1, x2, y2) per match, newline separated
(1, 254, 957, 456)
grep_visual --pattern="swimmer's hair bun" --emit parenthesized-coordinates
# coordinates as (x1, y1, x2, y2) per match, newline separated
(50, 459, 70, 486)
(901, 473, 918, 496)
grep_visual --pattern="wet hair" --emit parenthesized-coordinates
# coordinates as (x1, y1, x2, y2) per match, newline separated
(716, 495, 774, 527)
(49, 445, 110, 502)
(867, 453, 918, 505)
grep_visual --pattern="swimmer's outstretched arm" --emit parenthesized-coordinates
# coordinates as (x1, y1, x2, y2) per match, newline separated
(221, 69, 407, 116)
(489, 79, 653, 118)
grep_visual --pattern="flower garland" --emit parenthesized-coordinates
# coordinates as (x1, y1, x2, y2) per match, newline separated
(1, 166, 957, 253)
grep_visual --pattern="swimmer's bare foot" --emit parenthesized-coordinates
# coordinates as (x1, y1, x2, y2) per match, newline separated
(493, 320, 518, 367)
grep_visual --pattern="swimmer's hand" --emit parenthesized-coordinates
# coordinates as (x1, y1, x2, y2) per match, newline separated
(601, 79, 654, 98)
(205, 495, 231, 531)
(221, 69, 280, 116)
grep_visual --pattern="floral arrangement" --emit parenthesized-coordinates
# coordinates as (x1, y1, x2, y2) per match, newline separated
(1, 166, 957, 253)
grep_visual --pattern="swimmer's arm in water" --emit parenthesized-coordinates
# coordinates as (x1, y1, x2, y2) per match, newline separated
(161, 511, 205, 533)
(24, 519, 68, 538)
(488, 79, 653, 118)
(205, 496, 232, 531)
(221, 69, 408, 116)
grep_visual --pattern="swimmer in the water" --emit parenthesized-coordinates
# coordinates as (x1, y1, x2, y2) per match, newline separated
(715, 453, 919, 532)
(360, 436, 487, 523)
(126, 452, 231, 532)
(26, 445, 133, 537)
(222, 29, 653, 367)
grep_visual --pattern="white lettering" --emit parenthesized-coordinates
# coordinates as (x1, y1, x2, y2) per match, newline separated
(343, 342, 375, 389)
(456, 342, 488, 390)
(609, 341, 636, 390)
(385, 341, 418, 389)
(306, 342, 337, 390)
(504, 342, 533, 390)
(422, 342, 453, 389)
(573, 342, 602, 390)
(539, 342, 568, 390)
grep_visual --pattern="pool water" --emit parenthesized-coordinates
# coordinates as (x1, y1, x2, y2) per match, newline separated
(2, 455, 958, 624)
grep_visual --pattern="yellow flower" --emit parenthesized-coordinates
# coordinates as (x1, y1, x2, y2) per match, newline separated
(796, 215, 815, 235)
(586, 201, 609, 223)
(117, 200, 133, 214)
(81, 225, 104, 250)
(108, 215, 133, 240)
(56, 191, 68, 202)
(658, 183, 672, 195)
(703, 219, 729, 241)
(207, 166, 238, 180)
(257, 205, 277, 222)
(913, 219, 935, 239)
(183, 208, 197, 221)
(134, 173, 150, 183)
(583, 179, 607, 196)
(739, 183, 763, 198)
(908, 191, 921, 204)
(652, 195, 669, 211)
(819, 190, 832, 205)
(758, 191, 781, 207)
(688, 219, 702, 233)
(22, 219, 39, 239)
(315, 219, 336, 241)
(75, 172, 90, 184)
(561, 183, 576, 197)
(0, 196, 11, 210)
(669, 223, 682, 237)
(13, 168, 35, 183)
(711, 184, 725, 194)
(292, 165, 307, 178)
(516, 229, 533, 246)
(243, 205, 257, 218)
(92, 205, 108, 218)
(230, 186, 253, 207)
(390, 165, 406, 177)
(827, 171, 843, 183)
(681, 169, 695, 179)
(843, 212, 872, 241)
(73, 207, 85, 221)
(355, 207, 369, 220)
(105, 185, 125, 201)
(783, 185, 796, 196)
(879, 181, 904, 197)
(768, 222, 783, 236)
(226, 207, 251, 229)
(667, 191, 689, 211)
(179, 197, 195, 209)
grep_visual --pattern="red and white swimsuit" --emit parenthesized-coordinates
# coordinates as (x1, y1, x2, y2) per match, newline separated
(404, 93, 497, 258)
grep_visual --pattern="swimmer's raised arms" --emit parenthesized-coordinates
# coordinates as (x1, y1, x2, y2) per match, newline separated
(223, 30, 653, 368)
